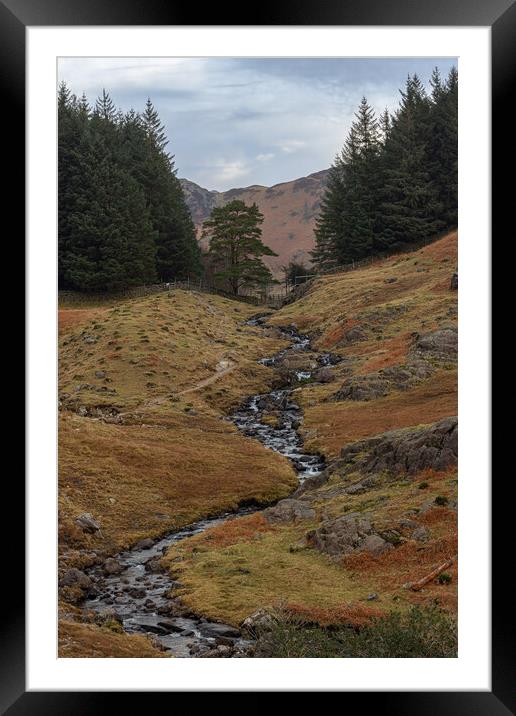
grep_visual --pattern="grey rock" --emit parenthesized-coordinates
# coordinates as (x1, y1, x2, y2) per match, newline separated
(399, 519, 419, 529)
(412, 526, 431, 542)
(361, 534, 393, 556)
(264, 498, 316, 524)
(135, 538, 154, 550)
(103, 558, 123, 575)
(145, 557, 166, 573)
(58, 568, 93, 590)
(332, 359, 435, 403)
(313, 366, 334, 383)
(333, 417, 458, 478)
(415, 326, 457, 361)
(198, 623, 241, 639)
(75, 512, 101, 534)
(156, 620, 186, 634)
(241, 608, 275, 635)
(306, 512, 374, 556)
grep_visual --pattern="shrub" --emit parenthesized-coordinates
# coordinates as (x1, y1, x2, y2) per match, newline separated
(434, 495, 449, 506)
(418, 481, 429, 490)
(254, 606, 457, 658)
(438, 572, 452, 585)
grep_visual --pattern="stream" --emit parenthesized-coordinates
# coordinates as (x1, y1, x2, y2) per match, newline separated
(82, 316, 329, 657)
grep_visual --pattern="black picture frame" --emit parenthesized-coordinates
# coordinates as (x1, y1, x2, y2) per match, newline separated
(7, 0, 507, 710)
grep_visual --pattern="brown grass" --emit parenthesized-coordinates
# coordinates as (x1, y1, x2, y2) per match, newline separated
(58, 288, 300, 572)
(59, 289, 286, 414)
(58, 620, 168, 658)
(59, 410, 296, 559)
(196, 513, 277, 549)
(356, 333, 412, 374)
(285, 602, 384, 628)
(59, 308, 106, 334)
(303, 369, 457, 457)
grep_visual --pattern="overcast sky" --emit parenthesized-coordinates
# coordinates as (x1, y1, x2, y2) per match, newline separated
(58, 57, 457, 191)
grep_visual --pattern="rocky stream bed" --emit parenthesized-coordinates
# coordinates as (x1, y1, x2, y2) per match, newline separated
(81, 315, 334, 657)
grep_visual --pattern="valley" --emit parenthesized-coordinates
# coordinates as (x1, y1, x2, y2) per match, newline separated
(58, 230, 458, 658)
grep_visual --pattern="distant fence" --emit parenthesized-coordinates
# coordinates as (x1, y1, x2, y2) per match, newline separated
(59, 232, 455, 309)
(284, 230, 456, 305)
(317, 231, 454, 278)
(58, 278, 289, 308)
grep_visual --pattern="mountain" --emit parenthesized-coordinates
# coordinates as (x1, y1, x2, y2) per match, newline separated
(180, 170, 329, 277)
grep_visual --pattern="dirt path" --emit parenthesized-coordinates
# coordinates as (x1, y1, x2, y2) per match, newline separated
(118, 358, 237, 417)
(177, 359, 237, 395)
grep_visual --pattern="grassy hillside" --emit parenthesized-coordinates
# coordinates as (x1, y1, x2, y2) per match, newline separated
(269, 231, 458, 456)
(162, 232, 458, 631)
(58, 289, 299, 655)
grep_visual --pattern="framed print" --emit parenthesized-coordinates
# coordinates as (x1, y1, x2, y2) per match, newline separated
(6, 0, 508, 709)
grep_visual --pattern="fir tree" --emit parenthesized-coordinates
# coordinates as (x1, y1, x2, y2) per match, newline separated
(426, 67, 458, 227)
(202, 200, 277, 295)
(376, 75, 444, 250)
(311, 156, 346, 270)
(58, 85, 201, 290)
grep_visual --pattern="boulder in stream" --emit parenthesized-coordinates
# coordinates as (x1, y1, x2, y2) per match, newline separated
(103, 557, 123, 575)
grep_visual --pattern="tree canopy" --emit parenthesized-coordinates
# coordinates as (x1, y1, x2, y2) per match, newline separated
(312, 67, 458, 269)
(58, 83, 201, 291)
(202, 200, 278, 295)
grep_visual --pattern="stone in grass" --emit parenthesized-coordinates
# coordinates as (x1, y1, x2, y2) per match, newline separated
(241, 608, 276, 635)
(412, 526, 431, 542)
(264, 498, 316, 524)
(75, 512, 101, 534)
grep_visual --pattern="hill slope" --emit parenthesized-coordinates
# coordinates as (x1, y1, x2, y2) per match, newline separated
(180, 170, 328, 276)
(162, 232, 459, 632)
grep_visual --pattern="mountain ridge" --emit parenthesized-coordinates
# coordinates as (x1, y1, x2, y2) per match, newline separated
(180, 169, 329, 276)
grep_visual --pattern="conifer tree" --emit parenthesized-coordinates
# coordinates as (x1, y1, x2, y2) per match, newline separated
(202, 200, 277, 295)
(313, 97, 381, 267)
(311, 156, 346, 270)
(139, 100, 202, 280)
(426, 67, 458, 227)
(376, 75, 444, 250)
(58, 84, 201, 290)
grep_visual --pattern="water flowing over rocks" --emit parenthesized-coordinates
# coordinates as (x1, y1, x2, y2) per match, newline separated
(80, 315, 327, 657)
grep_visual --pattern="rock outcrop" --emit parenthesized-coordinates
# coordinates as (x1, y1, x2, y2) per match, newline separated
(264, 498, 316, 524)
(332, 359, 435, 402)
(298, 418, 458, 496)
(336, 417, 458, 478)
(306, 512, 393, 557)
(414, 326, 457, 362)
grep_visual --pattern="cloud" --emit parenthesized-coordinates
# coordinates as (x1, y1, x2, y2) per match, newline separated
(277, 139, 307, 155)
(204, 159, 251, 187)
(58, 57, 457, 190)
(256, 153, 275, 162)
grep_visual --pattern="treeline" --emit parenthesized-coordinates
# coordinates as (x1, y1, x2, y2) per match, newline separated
(58, 83, 201, 291)
(312, 68, 458, 269)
